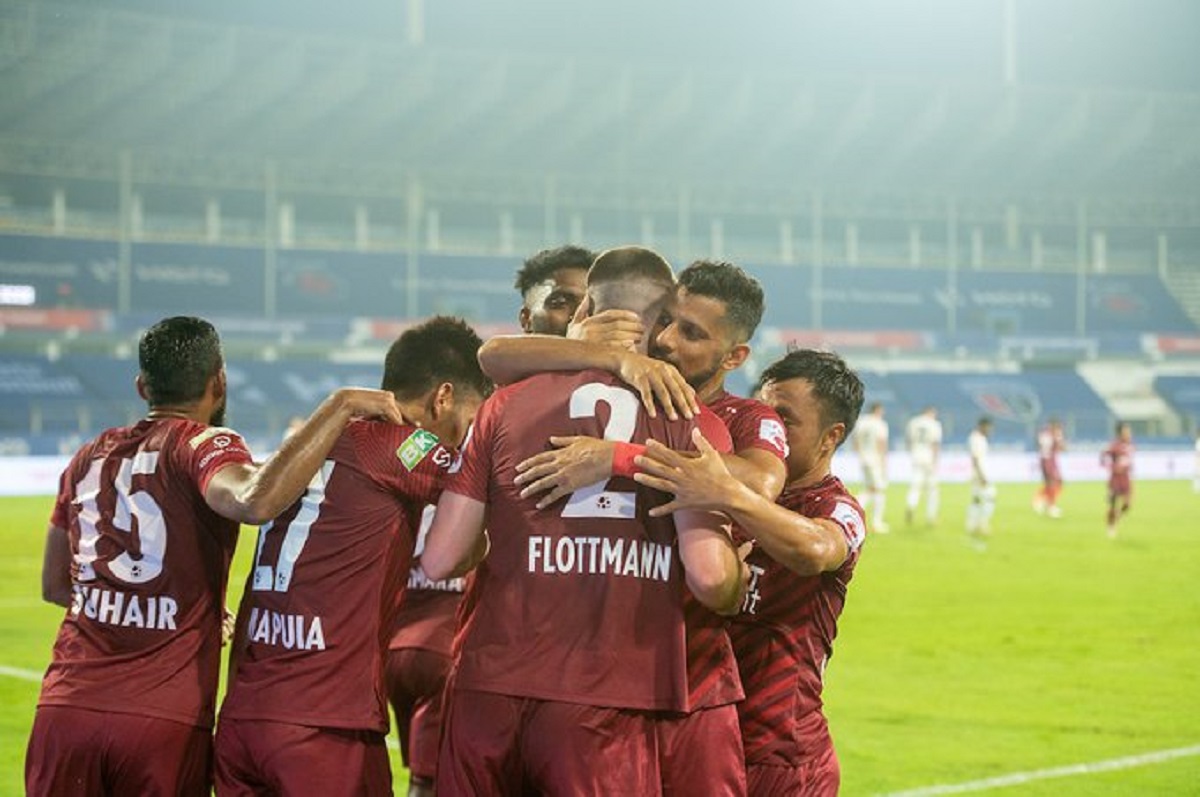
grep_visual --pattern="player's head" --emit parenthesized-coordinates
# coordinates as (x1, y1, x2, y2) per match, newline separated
(652, 260, 764, 394)
(869, 402, 884, 417)
(381, 316, 493, 447)
(586, 246, 676, 353)
(754, 349, 864, 484)
(1115, 420, 1132, 441)
(136, 315, 227, 426)
(977, 416, 994, 435)
(514, 245, 594, 335)
(923, 405, 938, 418)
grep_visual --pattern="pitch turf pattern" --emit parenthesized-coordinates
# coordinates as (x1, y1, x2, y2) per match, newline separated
(3, 484, 1199, 796)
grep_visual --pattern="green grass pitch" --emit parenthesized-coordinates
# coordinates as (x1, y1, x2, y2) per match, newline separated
(2, 481, 1199, 795)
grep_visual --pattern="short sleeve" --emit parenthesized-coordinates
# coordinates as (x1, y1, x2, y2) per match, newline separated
(445, 394, 499, 502)
(49, 455, 80, 530)
(181, 426, 254, 494)
(827, 500, 867, 553)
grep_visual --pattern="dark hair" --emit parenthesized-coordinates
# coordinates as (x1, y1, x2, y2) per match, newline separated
(756, 349, 864, 448)
(869, 401, 883, 412)
(514, 245, 596, 298)
(382, 316, 492, 400)
(978, 416, 994, 429)
(588, 246, 675, 288)
(678, 260, 764, 343)
(138, 316, 223, 407)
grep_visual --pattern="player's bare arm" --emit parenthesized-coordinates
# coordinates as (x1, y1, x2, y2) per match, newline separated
(478, 334, 697, 420)
(516, 430, 785, 509)
(420, 491, 488, 581)
(40, 525, 73, 607)
(674, 507, 748, 616)
(204, 387, 405, 525)
(635, 430, 848, 576)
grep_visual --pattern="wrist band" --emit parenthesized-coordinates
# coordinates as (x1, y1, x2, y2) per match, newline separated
(612, 442, 647, 477)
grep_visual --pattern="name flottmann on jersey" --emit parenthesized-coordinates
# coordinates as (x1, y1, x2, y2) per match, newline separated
(246, 606, 327, 651)
(528, 535, 672, 582)
(72, 584, 179, 630)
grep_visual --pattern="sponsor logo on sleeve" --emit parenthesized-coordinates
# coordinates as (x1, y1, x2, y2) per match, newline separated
(397, 429, 441, 471)
(188, 426, 238, 449)
(759, 418, 790, 457)
(831, 501, 866, 550)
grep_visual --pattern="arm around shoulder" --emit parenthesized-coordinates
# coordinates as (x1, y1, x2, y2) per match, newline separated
(204, 387, 404, 525)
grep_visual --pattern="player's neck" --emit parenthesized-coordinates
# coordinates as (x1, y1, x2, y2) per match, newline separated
(146, 405, 206, 424)
(696, 376, 727, 405)
(787, 462, 833, 491)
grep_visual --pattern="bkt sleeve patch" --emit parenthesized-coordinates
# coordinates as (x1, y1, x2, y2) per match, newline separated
(397, 428, 441, 471)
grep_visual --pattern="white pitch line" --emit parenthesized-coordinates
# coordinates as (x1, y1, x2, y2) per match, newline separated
(881, 744, 1200, 796)
(0, 664, 43, 682)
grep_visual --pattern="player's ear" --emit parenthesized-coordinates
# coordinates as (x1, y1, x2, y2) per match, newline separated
(518, 305, 532, 333)
(430, 381, 455, 419)
(722, 343, 750, 373)
(823, 423, 845, 456)
(135, 374, 150, 402)
(211, 369, 227, 403)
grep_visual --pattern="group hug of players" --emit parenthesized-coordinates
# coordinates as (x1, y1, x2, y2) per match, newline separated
(27, 244, 870, 796)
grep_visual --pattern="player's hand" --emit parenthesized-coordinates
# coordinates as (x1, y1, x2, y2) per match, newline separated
(332, 388, 407, 425)
(221, 606, 236, 646)
(515, 437, 615, 509)
(615, 352, 698, 421)
(568, 308, 642, 350)
(635, 428, 734, 516)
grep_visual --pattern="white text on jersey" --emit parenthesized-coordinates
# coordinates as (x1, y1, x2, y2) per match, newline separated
(528, 535, 672, 582)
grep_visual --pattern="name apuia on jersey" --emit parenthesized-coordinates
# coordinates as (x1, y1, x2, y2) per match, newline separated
(528, 535, 672, 582)
(246, 606, 327, 651)
(71, 584, 178, 630)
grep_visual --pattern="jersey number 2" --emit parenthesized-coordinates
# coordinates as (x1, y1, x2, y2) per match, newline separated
(560, 383, 639, 520)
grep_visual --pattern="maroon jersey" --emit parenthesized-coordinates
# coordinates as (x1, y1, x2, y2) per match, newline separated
(448, 369, 733, 713)
(680, 391, 788, 712)
(1102, 438, 1134, 493)
(389, 505, 466, 657)
(39, 419, 254, 728)
(219, 421, 453, 733)
(729, 475, 867, 766)
(708, 390, 790, 461)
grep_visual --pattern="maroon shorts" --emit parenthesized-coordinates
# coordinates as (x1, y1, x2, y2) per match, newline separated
(437, 689, 660, 796)
(26, 705, 211, 797)
(1108, 478, 1132, 500)
(746, 745, 840, 797)
(386, 647, 451, 780)
(1040, 460, 1061, 486)
(214, 717, 390, 797)
(658, 704, 746, 795)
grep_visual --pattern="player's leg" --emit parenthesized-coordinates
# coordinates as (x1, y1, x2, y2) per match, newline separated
(522, 700, 660, 795)
(905, 471, 922, 525)
(436, 688, 524, 796)
(1106, 489, 1119, 538)
(217, 718, 391, 797)
(746, 744, 840, 797)
(926, 473, 940, 524)
(214, 716, 268, 797)
(387, 647, 451, 795)
(979, 485, 996, 534)
(657, 704, 746, 796)
(871, 465, 890, 533)
(28, 705, 211, 797)
(26, 706, 106, 797)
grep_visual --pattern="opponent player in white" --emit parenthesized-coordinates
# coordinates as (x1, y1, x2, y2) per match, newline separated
(853, 402, 890, 533)
(905, 406, 942, 527)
